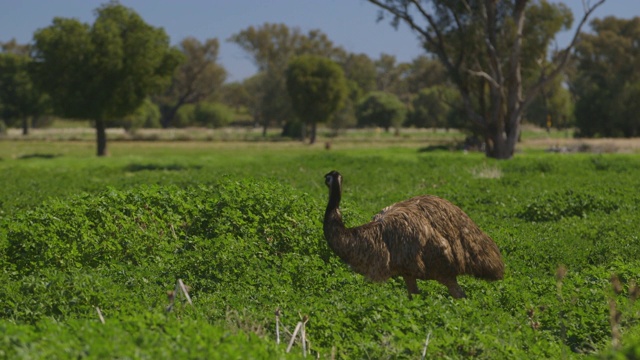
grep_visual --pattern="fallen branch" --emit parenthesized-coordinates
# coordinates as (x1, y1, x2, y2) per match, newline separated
(275, 308, 281, 345)
(421, 331, 432, 360)
(301, 315, 308, 357)
(286, 322, 303, 353)
(286, 315, 309, 357)
(166, 279, 192, 312)
(96, 307, 105, 324)
(178, 279, 193, 305)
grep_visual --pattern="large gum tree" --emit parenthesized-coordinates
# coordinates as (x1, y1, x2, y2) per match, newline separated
(368, 0, 605, 159)
(31, 2, 182, 156)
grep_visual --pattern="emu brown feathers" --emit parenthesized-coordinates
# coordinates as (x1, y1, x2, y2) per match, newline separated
(323, 170, 504, 299)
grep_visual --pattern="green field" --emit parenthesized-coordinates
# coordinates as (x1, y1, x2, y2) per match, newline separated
(1, 137, 639, 359)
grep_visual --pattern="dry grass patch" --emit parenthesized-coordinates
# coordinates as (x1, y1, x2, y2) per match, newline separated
(469, 163, 503, 179)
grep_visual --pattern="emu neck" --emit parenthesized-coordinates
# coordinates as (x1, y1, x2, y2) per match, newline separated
(323, 182, 389, 282)
(326, 180, 342, 213)
(324, 181, 347, 242)
(324, 181, 366, 269)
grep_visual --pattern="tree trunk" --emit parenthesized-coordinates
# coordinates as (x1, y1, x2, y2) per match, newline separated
(262, 117, 268, 137)
(300, 121, 307, 142)
(160, 104, 179, 128)
(96, 118, 108, 157)
(488, 134, 512, 159)
(309, 121, 317, 144)
(22, 116, 29, 136)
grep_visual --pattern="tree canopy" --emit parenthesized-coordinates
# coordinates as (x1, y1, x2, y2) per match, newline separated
(356, 91, 406, 133)
(31, 2, 181, 156)
(156, 37, 226, 128)
(408, 85, 461, 131)
(572, 16, 640, 137)
(0, 41, 49, 135)
(229, 23, 346, 136)
(368, 0, 606, 159)
(286, 55, 348, 144)
(4, 0, 634, 150)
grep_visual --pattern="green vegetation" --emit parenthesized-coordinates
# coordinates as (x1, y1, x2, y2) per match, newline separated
(368, 0, 584, 159)
(156, 37, 227, 129)
(573, 16, 640, 138)
(30, 2, 182, 156)
(0, 140, 639, 358)
(356, 91, 406, 133)
(2, 2, 637, 160)
(0, 41, 49, 136)
(286, 54, 348, 144)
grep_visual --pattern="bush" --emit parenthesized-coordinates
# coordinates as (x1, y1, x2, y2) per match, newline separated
(517, 189, 619, 222)
(174, 104, 196, 128)
(107, 98, 161, 132)
(0, 178, 339, 322)
(194, 102, 235, 128)
(356, 91, 406, 132)
(408, 86, 459, 129)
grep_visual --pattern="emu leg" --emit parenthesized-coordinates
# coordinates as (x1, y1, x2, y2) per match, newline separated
(442, 278, 466, 299)
(402, 275, 420, 299)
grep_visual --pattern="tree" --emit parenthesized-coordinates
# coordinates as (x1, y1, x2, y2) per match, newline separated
(408, 85, 458, 130)
(242, 73, 268, 128)
(368, 0, 606, 159)
(356, 91, 406, 133)
(229, 23, 345, 136)
(374, 53, 407, 94)
(31, 2, 181, 156)
(156, 37, 226, 128)
(525, 74, 574, 130)
(286, 55, 348, 144)
(328, 100, 358, 136)
(0, 41, 49, 135)
(572, 16, 640, 137)
(402, 56, 448, 95)
(320, 53, 378, 135)
(220, 82, 251, 113)
(339, 53, 377, 98)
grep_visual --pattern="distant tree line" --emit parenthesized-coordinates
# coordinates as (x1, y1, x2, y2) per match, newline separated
(0, 1, 637, 157)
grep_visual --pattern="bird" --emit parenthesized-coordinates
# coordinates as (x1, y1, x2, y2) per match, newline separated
(322, 170, 504, 299)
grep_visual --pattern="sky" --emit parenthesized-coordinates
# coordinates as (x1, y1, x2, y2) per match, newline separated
(1, 0, 638, 83)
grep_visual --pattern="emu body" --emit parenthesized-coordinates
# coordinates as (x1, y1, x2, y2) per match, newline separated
(323, 170, 504, 299)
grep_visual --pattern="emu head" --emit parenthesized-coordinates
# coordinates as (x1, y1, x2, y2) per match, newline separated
(324, 170, 342, 190)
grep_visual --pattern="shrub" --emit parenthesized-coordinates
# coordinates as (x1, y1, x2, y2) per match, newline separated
(194, 102, 234, 128)
(356, 91, 406, 132)
(174, 104, 196, 127)
(0, 178, 343, 322)
(517, 189, 619, 222)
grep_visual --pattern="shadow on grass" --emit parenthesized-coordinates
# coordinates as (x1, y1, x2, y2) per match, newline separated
(417, 145, 455, 153)
(17, 153, 62, 160)
(124, 163, 203, 172)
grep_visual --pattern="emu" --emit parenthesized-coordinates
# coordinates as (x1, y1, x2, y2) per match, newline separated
(323, 170, 504, 299)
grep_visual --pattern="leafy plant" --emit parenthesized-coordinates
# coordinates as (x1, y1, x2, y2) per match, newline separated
(517, 189, 619, 222)
(1, 147, 639, 358)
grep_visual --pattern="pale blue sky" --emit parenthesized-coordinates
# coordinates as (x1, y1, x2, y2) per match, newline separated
(0, 1, 637, 83)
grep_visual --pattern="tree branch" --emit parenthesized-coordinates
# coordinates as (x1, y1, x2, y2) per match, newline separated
(521, 0, 606, 115)
(467, 69, 500, 89)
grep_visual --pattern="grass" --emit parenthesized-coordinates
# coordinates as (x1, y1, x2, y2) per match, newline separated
(1, 132, 640, 358)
